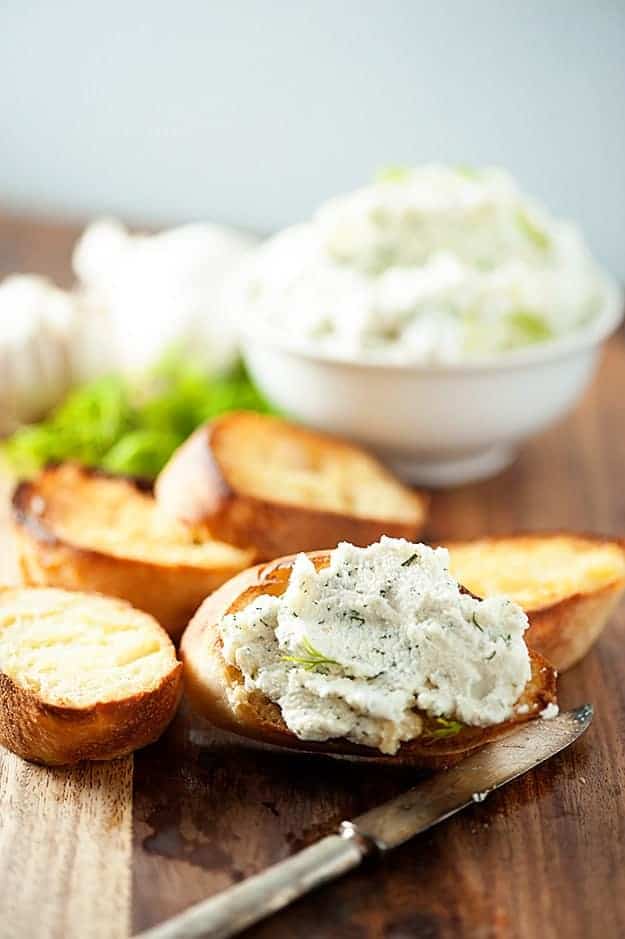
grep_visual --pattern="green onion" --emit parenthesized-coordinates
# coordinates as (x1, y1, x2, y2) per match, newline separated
(455, 164, 480, 179)
(507, 311, 553, 345)
(516, 208, 551, 252)
(375, 165, 411, 184)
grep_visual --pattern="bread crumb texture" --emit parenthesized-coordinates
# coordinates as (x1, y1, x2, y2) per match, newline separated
(27, 463, 252, 568)
(0, 588, 178, 707)
(448, 535, 625, 609)
(215, 412, 424, 522)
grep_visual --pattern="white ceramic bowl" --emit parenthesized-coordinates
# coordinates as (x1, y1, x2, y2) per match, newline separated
(241, 287, 623, 487)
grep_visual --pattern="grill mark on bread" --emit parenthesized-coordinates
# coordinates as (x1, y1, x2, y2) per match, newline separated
(155, 412, 429, 560)
(0, 587, 182, 765)
(11, 463, 255, 639)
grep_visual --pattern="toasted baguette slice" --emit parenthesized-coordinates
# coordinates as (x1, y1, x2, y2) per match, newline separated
(180, 553, 557, 768)
(155, 412, 428, 560)
(12, 464, 255, 640)
(0, 587, 182, 765)
(447, 533, 625, 671)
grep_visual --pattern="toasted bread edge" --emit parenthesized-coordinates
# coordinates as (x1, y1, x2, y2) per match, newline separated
(156, 414, 429, 561)
(11, 466, 251, 640)
(180, 555, 557, 768)
(446, 532, 625, 671)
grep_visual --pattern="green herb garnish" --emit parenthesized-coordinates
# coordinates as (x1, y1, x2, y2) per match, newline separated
(472, 613, 484, 632)
(349, 610, 366, 626)
(401, 553, 418, 567)
(455, 164, 480, 179)
(424, 717, 464, 740)
(281, 637, 340, 673)
(516, 208, 551, 252)
(376, 165, 410, 184)
(3, 355, 273, 479)
(507, 311, 553, 346)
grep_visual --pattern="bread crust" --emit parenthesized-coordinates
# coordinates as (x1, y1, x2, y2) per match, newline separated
(0, 589, 183, 766)
(446, 532, 625, 671)
(0, 661, 182, 766)
(155, 414, 429, 560)
(11, 465, 254, 640)
(180, 553, 557, 768)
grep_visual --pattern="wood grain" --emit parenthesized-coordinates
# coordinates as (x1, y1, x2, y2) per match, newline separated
(132, 326, 625, 938)
(1, 214, 624, 939)
(0, 756, 132, 939)
(0, 438, 133, 939)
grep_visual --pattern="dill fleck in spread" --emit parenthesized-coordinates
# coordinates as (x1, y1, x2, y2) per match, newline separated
(219, 538, 532, 755)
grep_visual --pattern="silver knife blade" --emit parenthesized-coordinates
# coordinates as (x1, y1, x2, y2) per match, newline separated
(136, 706, 592, 939)
(349, 703, 593, 851)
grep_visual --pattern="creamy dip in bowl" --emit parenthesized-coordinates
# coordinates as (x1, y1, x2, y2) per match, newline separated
(234, 166, 623, 485)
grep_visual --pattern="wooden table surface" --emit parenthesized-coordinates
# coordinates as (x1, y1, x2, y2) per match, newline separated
(1, 212, 624, 939)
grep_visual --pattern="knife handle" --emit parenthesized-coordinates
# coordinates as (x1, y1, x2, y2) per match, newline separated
(136, 829, 370, 939)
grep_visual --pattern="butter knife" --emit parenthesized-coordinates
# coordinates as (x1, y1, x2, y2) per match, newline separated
(136, 705, 592, 939)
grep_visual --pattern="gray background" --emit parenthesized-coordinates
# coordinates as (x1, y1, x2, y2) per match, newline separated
(1, 1, 623, 275)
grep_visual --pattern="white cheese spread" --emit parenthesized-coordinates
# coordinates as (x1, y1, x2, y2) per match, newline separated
(540, 702, 559, 720)
(235, 165, 612, 363)
(220, 538, 532, 754)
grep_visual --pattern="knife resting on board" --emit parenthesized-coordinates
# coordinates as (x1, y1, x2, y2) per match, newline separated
(137, 705, 592, 939)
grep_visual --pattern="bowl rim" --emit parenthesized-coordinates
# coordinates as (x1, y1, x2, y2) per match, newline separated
(240, 277, 624, 375)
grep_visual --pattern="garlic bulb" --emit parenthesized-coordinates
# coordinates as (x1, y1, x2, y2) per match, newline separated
(72, 218, 257, 375)
(0, 275, 82, 434)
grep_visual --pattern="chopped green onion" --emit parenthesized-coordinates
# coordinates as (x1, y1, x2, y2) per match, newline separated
(455, 164, 480, 179)
(376, 165, 411, 184)
(507, 311, 553, 345)
(516, 208, 551, 251)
